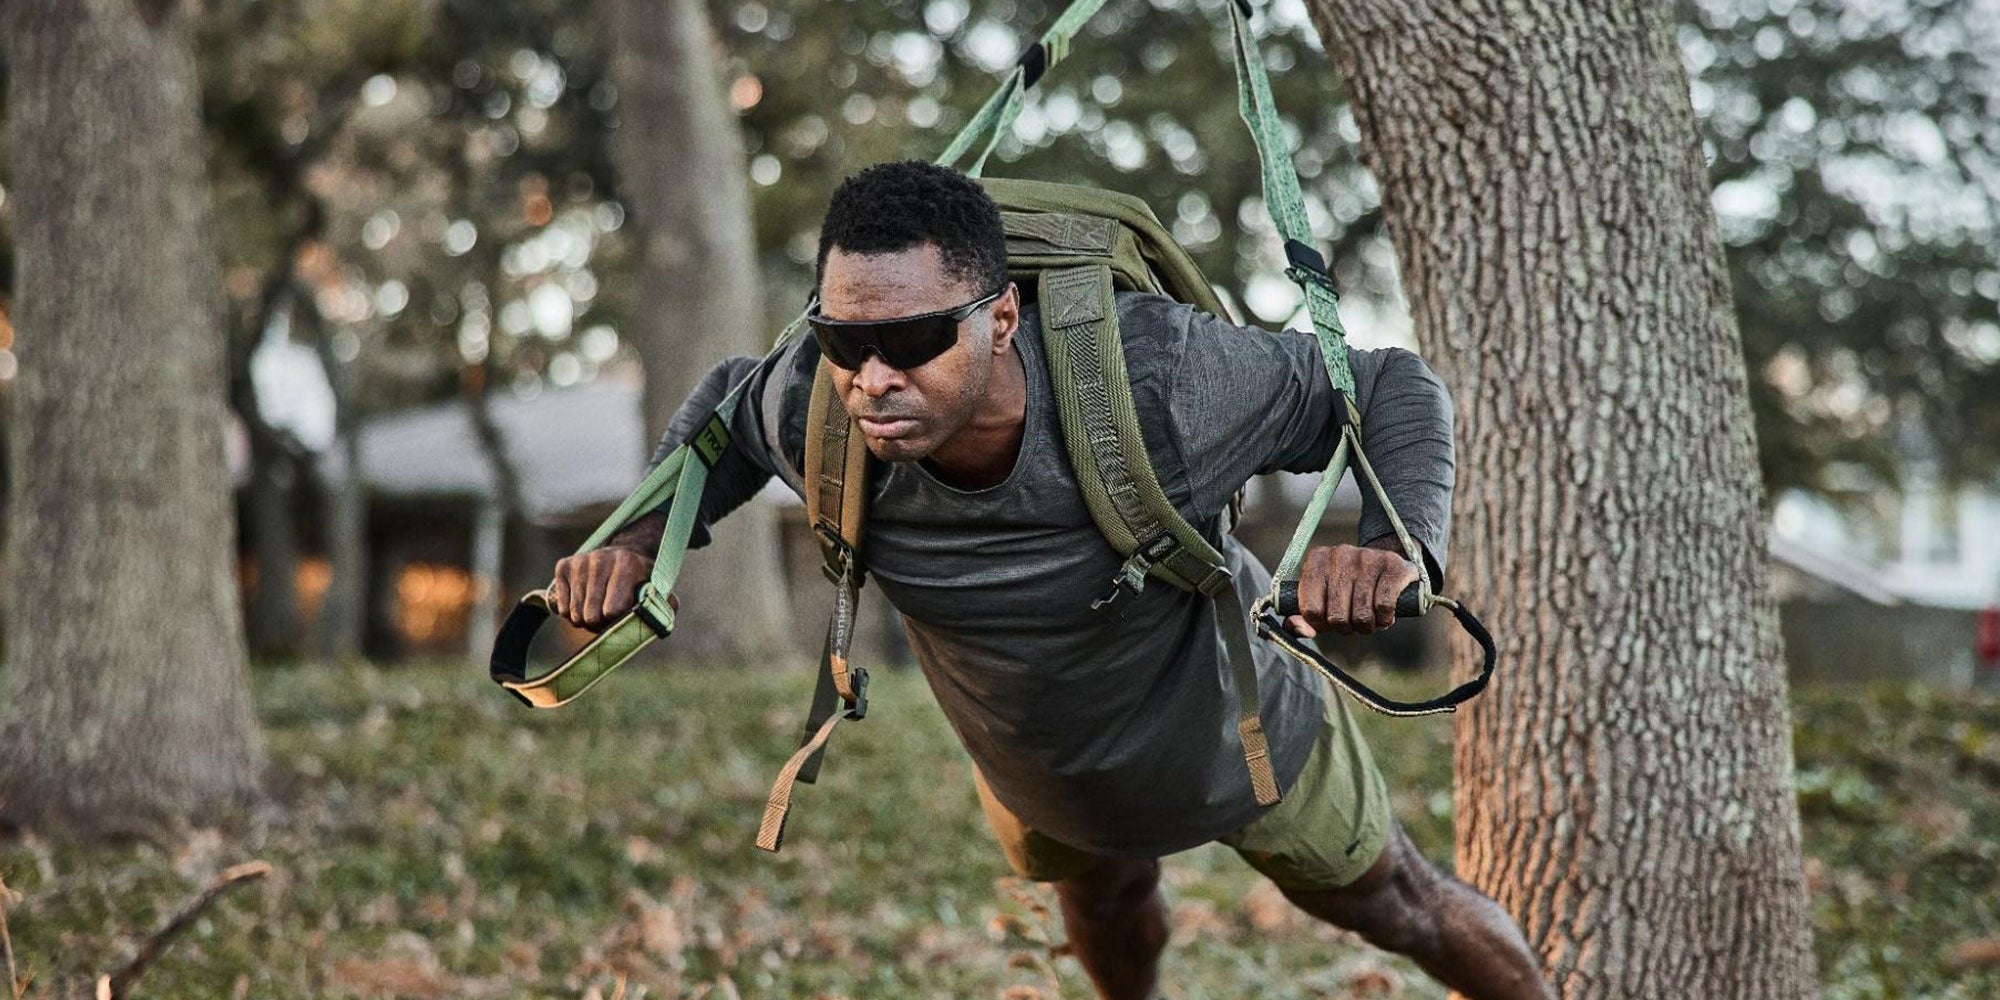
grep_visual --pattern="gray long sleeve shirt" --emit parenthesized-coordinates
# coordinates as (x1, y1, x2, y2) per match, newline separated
(653, 291, 1455, 857)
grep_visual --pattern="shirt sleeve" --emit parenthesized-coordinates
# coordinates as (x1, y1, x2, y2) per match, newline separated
(1167, 305, 1456, 580)
(643, 335, 813, 548)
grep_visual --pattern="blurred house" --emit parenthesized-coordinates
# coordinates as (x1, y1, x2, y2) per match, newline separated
(1768, 450, 2000, 687)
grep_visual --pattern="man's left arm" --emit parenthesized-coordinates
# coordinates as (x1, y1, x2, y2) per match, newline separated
(1170, 306, 1455, 635)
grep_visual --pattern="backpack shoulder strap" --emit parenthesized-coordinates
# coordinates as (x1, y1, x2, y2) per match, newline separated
(1038, 262, 1280, 807)
(1038, 262, 1230, 603)
(804, 360, 869, 578)
(759, 359, 873, 852)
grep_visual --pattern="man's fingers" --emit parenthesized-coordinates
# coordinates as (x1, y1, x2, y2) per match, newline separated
(602, 553, 645, 623)
(1326, 545, 1362, 634)
(1349, 561, 1377, 634)
(1286, 614, 1317, 638)
(579, 555, 610, 630)
(548, 559, 576, 619)
(1373, 566, 1406, 631)
(1298, 547, 1331, 626)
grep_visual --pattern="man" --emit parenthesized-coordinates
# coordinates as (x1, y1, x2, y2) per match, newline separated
(549, 161, 1552, 999)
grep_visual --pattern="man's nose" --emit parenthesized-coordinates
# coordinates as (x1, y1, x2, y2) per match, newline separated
(852, 353, 904, 397)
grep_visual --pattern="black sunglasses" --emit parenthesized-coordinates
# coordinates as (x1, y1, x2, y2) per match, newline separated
(807, 285, 1007, 371)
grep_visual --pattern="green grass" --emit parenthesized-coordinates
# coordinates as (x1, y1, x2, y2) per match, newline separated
(1, 662, 1996, 999)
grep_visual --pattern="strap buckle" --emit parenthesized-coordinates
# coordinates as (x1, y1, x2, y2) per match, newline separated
(843, 667, 870, 721)
(1092, 533, 1178, 610)
(813, 521, 862, 586)
(1283, 238, 1337, 295)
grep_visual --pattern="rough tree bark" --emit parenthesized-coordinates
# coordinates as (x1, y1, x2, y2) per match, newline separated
(601, 0, 793, 664)
(0, 0, 265, 838)
(1298, 1, 1817, 995)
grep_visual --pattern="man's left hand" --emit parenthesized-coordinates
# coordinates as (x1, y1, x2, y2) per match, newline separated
(1285, 539, 1419, 637)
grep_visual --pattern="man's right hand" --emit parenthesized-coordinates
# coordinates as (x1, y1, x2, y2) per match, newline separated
(548, 546, 663, 632)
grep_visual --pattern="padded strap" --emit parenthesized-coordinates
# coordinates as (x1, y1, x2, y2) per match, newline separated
(1038, 263, 1230, 599)
(805, 362, 869, 580)
(765, 363, 877, 845)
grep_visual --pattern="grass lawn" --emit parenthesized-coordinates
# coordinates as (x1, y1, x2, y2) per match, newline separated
(2, 661, 1997, 999)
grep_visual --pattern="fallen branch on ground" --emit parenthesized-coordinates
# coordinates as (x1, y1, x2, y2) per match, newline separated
(95, 861, 272, 1000)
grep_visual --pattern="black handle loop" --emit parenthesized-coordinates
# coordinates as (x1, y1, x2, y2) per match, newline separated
(489, 584, 671, 708)
(1256, 586, 1496, 717)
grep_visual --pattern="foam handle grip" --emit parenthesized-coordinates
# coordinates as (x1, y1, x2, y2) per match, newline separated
(1274, 580, 1422, 620)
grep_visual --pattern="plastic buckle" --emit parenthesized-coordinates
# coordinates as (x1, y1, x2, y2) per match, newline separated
(1092, 534, 1177, 610)
(844, 668, 870, 721)
(632, 584, 675, 638)
(814, 522, 860, 586)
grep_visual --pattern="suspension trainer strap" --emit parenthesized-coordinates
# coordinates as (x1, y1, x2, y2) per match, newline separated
(1222, 1, 1497, 717)
(489, 410, 729, 706)
(938, 0, 1112, 177)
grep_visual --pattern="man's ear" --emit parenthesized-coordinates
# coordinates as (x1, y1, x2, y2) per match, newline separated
(989, 282, 1021, 355)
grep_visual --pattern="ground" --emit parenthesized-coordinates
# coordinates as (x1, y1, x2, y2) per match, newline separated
(1, 662, 1996, 999)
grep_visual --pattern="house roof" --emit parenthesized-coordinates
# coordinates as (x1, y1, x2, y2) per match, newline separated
(326, 378, 653, 523)
(1768, 533, 1901, 605)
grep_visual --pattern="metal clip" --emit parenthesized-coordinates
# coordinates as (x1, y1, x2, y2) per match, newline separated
(813, 521, 860, 586)
(1091, 534, 1177, 610)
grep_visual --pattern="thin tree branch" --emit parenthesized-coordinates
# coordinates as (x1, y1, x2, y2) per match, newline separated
(99, 862, 272, 1000)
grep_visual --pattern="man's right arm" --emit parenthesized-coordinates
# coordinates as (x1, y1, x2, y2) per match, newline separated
(548, 343, 810, 630)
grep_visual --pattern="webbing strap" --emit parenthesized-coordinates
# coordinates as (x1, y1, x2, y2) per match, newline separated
(1039, 264, 1231, 598)
(937, 0, 1110, 177)
(793, 361, 872, 790)
(757, 712, 844, 852)
(1224, 1, 1354, 397)
(1217, 586, 1282, 805)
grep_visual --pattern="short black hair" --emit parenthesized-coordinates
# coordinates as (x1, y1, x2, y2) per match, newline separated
(816, 160, 1008, 292)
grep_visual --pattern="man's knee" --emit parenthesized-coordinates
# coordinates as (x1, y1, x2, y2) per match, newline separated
(1284, 826, 1444, 954)
(1055, 856, 1162, 922)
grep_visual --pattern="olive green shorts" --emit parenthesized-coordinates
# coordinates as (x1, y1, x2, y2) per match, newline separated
(973, 677, 1393, 892)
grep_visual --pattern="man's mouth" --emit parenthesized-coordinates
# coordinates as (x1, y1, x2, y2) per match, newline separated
(857, 415, 920, 439)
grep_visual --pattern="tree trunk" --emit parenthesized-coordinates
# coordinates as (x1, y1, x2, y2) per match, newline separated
(1299, 1, 1817, 995)
(243, 425, 303, 659)
(0, 0, 265, 838)
(301, 291, 368, 662)
(602, 0, 793, 665)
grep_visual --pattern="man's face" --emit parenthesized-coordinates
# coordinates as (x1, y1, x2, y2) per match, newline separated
(816, 243, 1018, 462)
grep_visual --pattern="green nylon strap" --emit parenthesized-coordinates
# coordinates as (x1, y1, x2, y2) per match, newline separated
(1222, 2, 1428, 594)
(1224, 0, 1354, 396)
(937, 0, 1111, 176)
(1037, 263, 1230, 597)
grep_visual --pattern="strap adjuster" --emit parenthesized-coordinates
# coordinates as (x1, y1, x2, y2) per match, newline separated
(1092, 533, 1179, 610)
(843, 667, 870, 721)
(813, 521, 862, 585)
(1283, 238, 1336, 294)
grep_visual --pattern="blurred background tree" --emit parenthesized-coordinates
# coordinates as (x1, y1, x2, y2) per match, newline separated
(0, 0, 265, 839)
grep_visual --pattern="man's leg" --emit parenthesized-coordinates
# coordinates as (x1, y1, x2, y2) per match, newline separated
(1053, 855, 1169, 1000)
(1280, 823, 1553, 1000)
(972, 768, 1168, 1000)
